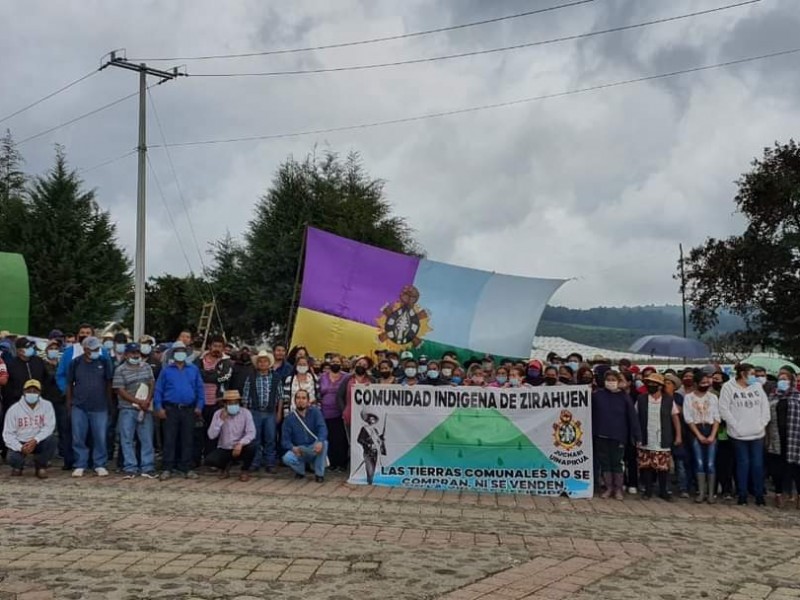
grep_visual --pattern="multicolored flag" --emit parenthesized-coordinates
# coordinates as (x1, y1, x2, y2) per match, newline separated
(290, 227, 565, 361)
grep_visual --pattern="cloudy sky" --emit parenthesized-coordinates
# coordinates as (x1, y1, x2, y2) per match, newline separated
(2, 0, 798, 309)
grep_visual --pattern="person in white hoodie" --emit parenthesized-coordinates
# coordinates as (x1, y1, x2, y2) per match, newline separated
(2, 379, 56, 478)
(718, 363, 771, 506)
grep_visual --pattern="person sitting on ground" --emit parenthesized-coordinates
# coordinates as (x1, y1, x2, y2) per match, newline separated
(2, 379, 56, 478)
(282, 389, 328, 482)
(206, 389, 257, 481)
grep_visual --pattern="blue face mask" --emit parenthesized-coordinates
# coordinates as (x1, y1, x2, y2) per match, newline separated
(140, 344, 152, 355)
(418, 365, 428, 375)
(103, 340, 114, 350)
(427, 370, 440, 379)
(496, 375, 508, 385)
(24, 393, 39, 405)
(24, 347, 35, 358)
(451, 376, 463, 385)
(226, 404, 240, 416)
(568, 361, 580, 372)
(777, 380, 791, 392)
(746, 374, 758, 386)
(90, 350, 101, 360)
(510, 377, 521, 387)
(47, 349, 59, 360)
(173, 351, 187, 363)
(115, 343, 126, 355)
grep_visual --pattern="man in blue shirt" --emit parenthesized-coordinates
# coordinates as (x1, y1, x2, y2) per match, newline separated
(154, 342, 204, 480)
(66, 337, 113, 478)
(281, 388, 328, 482)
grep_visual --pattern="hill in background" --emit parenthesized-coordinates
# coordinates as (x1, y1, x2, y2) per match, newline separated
(536, 305, 744, 352)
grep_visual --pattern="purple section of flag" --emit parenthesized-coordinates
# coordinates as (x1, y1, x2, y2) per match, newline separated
(299, 227, 420, 326)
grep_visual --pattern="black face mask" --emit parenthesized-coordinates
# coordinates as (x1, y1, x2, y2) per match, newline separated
(354, 365, 367, 376)
(712, 381, 722, 391)
(646, 384, 661, 395)
(379, 371, 392, 379)
(580, 377, 593, 384)
(330, 364, 342, 373)
(559, 376, 572, 384)
(697, 384, 711, 392)
(544, 376, 557, 385)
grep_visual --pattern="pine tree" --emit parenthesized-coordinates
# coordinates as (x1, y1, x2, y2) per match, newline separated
(23, 145, 131, 333)
(0, 130, 28, 252)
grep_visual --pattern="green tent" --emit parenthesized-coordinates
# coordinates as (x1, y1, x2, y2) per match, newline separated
(743, 353, 800, 376)
(0, 252, 29, 334)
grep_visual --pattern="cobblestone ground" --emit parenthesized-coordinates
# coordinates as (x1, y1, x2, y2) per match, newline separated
(1, 466, 800, 599)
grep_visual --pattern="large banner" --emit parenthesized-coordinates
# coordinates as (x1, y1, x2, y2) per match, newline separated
(348, 384, 594, 497)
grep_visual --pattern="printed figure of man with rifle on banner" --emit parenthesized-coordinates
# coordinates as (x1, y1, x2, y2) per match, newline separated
(356, 408, 386, 485)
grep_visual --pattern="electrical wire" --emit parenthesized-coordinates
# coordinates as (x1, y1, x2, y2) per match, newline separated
(129, 0, 596, 61)
(189, 1, 761, 78)
(150, 46, 800, 149)
(76, 149, 137, 174)
(0, 69, 99, 125)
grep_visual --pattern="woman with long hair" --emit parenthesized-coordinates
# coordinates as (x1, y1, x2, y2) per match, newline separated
(318, 354, 349, 472)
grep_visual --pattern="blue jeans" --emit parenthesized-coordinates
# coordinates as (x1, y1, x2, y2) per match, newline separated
(733, 437, 765, 501)
(691, 425, 717, 475)
(282, 442, 328, 477)
(71, 407, 108, 470)
(251, 410, 277, 468)
(8, 435, 57, 470)
(118, 409, 155, 474)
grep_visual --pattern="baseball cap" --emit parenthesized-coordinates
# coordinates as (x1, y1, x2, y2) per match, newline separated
(23, 379, 42, 391)
(82, 336, 101, 350)
(15, 337, 35, 349)
(125, 342, 141, 353)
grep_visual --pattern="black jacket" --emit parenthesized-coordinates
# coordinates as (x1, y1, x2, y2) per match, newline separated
(4, 356, 47, 408)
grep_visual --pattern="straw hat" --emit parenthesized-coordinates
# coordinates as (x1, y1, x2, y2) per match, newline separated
(251, 350, 274, 366)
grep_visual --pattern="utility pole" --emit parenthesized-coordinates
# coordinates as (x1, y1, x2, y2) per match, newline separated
(679, 243, 687, 339)
(100, 50, 185, 340)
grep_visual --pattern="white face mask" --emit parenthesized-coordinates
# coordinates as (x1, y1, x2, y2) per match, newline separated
(404, 367, 417, 378)
(605, 380, 619, 392)
(442, 368, 453, 378)
(296, 366, 309, 374)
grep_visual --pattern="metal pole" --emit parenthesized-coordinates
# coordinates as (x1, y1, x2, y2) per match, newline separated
(679, 243, 687, 339)
(285, 223, 309, 345)
(133, 65, 147, 340)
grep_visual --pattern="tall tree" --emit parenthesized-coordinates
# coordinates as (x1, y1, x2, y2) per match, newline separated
(0, 130, 28, 249)
(206, 233, 251, 342)
(684, 140, 800, 359)
(212, 150, 421, 343)
(133, 274, 206, 342)
(22, 146, 131, 334)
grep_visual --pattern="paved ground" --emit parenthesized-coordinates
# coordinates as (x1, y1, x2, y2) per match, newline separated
(1, 466, 800, 600)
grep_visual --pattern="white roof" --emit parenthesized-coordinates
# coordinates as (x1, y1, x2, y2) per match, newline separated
(531, 336, 673, 363)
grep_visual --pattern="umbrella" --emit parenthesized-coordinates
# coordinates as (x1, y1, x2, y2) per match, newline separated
(741, 353, 800, 376)
(629, 335, 710, 359)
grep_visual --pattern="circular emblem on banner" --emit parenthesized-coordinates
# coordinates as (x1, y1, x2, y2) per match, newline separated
(376, 285, 432, 351)
(552, 409, 583, 451)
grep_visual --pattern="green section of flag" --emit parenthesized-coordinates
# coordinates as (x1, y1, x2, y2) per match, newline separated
(415, 339, 523, 366)
(0, 253, 29, 334)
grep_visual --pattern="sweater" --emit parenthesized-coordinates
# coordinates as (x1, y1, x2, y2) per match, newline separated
(718, 380, 770, 441)
(2, 398, 56, 450)
(281, 406, 328, 451)
(591, 388, 641, 445)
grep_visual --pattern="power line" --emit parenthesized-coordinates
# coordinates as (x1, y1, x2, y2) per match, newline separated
(130, 0, 596, 62)
(151, 46, 800, 150)
(0, 69, 99, 125)
(77, 149, 136, 174)
(16, 90, 138, 146)
(189, 1, 761, 78)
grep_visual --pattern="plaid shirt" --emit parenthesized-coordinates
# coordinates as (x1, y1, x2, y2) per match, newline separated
(786, 391, 800, 465)
(242, 371, 276, 412)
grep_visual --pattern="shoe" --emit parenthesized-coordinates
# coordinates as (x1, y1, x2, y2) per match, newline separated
(95, 467, 109, 477)
(659, 493, 672, 502)
(239, 472, 251, 482)
(755, 496, 766, 507)
(265, 466, 276, 474)
(315, 475, 324, 483)
(294, 473, 306, 480)
(612, 473, 625, 501)
(11, 468, 23, 476)
(627, 487, 638, 495)
(159, 470, 172, 481)
(185, 470, 199, 479)
(679, 491, 690, 499)
(140, 472, 157, 479)
(122, 473, 136, 480)
(219, 469, 230, 480)
(600, 473, 613, 499)
(35, 468, 48, 480)
(775, 494, 784, 508)
(72, 468, 85, 478)
(61, 465, 72, 471)
(737, 497, 747, 506)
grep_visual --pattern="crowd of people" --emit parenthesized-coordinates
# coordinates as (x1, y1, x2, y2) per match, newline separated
(1, 326, 799, 507)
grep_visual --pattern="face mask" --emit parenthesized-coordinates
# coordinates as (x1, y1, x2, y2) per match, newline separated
(418, 365, 428, 375)
(756, 376, 767, 385)
(140, 344, 152, 355)
(330, 364, 342, 373)
(746, 375, 758, 386)
(390, 359, 399, 369)
(404, 367, 417, 378)
(102, 340, 113, 350)
(635, 380, 643, 388)
(492, 375, 505, 385)
(296, 366, 309, 374)
(559, 376, 572, 384)
(226, 404, 240, 416)
(90, 350, 101, 360)
(173, 351, 187, 363)
(697, 384, 711, 392)
(442, 368, 453, 378)
(605, 380, 619, 392)
(777, 380, 791, 392)
(544, 376, 556, 385)
(682, 380, 693, 388)
(646, 384, 661, 395)
(712, 381, 722, 391)
(527, 368, 541, 378)
(581, 377, 593, 384)
(47, 349, 59, 360)
(128, 357, 141, 366)
(24, 393, 39, 405)
(115, 344, 126, 355)
(427, 370, 440, 380)
(568, 361, 580, 372)
(451, 376, 463, 385)
(24, 347, 35, 358)
(509, 377, 520, 387)
(472, 376, 485, 385)
(379, 371, 392, 379)
(354, 366, 367, 377)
